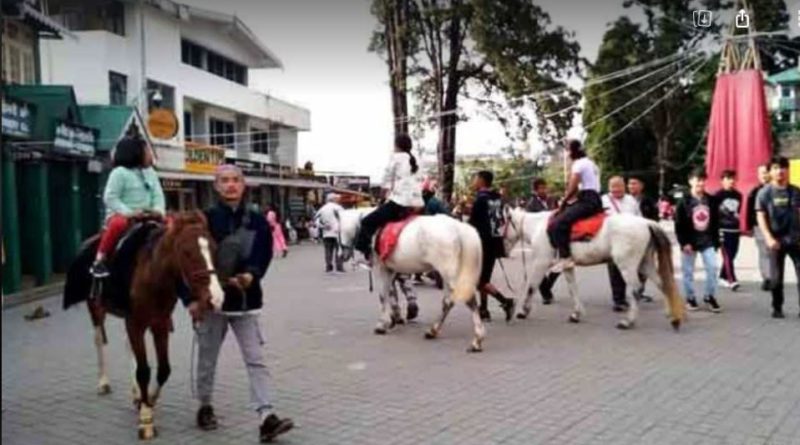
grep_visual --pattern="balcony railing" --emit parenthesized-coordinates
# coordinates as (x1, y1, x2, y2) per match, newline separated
(779, 97, 800, 111)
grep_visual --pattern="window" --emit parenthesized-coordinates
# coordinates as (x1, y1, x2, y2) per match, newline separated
(50, 0, 125, 36)
(210, 118, 235, 148)
(251, 128, 270, 155)
(109, 71, 127, 105)
(1, 21, 36, 84)
(184, 111, 193, 141)
(268, 124, 281, 152)
(781, 86, 793, 98)
(180, 39, 247, 85)
(781, 111, 793, 123)
(146, 80, 175, 110)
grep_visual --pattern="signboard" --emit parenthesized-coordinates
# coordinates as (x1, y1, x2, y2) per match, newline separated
(790, 159, 800, 188)
(160, 179, 183, 190)
(147, 108, 179, 139)
(185, 141, 224, 173)
(225, 157, 258, 172)
(2, 97, 33, 139)
(332, 175, 371, 192)
(53, 121, 97, 157)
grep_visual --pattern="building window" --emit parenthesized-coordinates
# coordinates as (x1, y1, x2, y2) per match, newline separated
(210, 118, 235, 148)
(109, 71, 127, 105)
(781, 86, 793, 98)
(146, 80, 175, 110)
(1, 21, 36, 84)
(251, 128, 270, 155)
(184, 111, 193, 141)
(781, 110, 793, 123)
(268, 124, 281, 152)
(180, 39, 248, 85)
(50, 0, 125, 36)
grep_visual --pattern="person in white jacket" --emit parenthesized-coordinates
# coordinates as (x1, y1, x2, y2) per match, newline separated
(602, 176, 643, 312)
(314, 193, 345, 272)
(354, 134, 423, 264)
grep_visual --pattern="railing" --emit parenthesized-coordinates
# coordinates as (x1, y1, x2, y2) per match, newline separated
(779, 97, 800, 111)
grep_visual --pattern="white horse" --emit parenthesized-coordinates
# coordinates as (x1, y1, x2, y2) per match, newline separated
(339, 208, 487, 352)
(502, 207, 684, 330)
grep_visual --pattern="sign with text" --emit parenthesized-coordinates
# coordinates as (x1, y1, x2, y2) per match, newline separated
(332, 175, 370, 192)
(53, 121, 97, 157)
(185, 141, 224, 173)
(2, 97, 33, 139)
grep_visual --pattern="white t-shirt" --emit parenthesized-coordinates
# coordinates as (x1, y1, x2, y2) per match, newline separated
(570, 157, 601, 192)
(383, 152, 424, 207)
(602, 193, 641, 216)
(314, 202, 344, 238)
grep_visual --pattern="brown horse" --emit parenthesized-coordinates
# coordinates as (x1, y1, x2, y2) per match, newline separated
(64, 211, 224, 440)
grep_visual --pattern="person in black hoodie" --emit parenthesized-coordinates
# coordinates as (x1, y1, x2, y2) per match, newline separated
(468, 170, 515, 322)
(195, 164, 294, 443)
(675, 168, 721, 313)
(715, 170, 743, 291)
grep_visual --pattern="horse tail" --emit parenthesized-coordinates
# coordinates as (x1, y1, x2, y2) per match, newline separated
(451, 223, 483, 303)
(648, 222, 684, 330)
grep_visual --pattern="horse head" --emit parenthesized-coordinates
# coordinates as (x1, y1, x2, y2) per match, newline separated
(166, 210, 224, 322)
(501, 205, 526, 254)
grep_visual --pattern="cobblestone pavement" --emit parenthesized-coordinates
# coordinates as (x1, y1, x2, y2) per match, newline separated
(2, 237, 799, 445)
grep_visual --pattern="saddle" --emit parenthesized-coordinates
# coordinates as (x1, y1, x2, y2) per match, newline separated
(376, 215, 418, 262)
(549, 212, 607, 242)
(64, 221, 164, 316)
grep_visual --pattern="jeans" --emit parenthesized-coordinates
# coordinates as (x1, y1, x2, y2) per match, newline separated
(547, 190, 603, 258)
(196, 312, 272, 414)
(323, 237, 343, 271)
(754, 228, 771, 282)
(681, 247, 718, 299)
(768, 244, 800, 312)
(355, 201, 408, 255)
(719, 231, 740, 283)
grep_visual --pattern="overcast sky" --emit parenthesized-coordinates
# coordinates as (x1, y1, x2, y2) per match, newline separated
(182, 0, 798, 180)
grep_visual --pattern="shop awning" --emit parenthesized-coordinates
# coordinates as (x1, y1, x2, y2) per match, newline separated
(79, 105, 150, 152)
(158, 170, 215, 181)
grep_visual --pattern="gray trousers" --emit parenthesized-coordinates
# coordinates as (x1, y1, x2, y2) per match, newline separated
(196, 312, 272, 414)
(323, 237, 343, 271)
(754, 229, 771, 282)
(391, 274, 417, 305)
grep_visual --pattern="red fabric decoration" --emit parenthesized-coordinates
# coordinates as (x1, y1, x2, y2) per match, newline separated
(546, 213, 606, 241)
(377, 216, 418, 261)
(705, 70, 772, 230)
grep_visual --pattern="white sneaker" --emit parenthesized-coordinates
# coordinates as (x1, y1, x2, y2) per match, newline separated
(730, 281, 740, 291)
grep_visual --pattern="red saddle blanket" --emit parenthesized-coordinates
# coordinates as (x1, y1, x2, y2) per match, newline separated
(549, 212, 607, 241)
(377, 216, 418, 261)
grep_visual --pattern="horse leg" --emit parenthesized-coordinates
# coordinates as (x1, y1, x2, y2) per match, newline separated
(148, 319, 171, 407)
(374, 268, 394, 335)
(88, 299, 111, 395)
(126, 320, 155, 440)
(616, 264, 641, 330)
(564, 269, 584, 323)
(424, 289, 455, 340)
(126, 335, 141, 406)
(517, 264, 549, 320)
(466, 296, 486, 353)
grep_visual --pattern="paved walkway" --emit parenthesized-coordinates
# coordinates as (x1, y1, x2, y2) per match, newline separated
(2, 236, 798, 445)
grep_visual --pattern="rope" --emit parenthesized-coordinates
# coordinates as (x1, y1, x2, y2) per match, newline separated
(189, 323, 198, 400)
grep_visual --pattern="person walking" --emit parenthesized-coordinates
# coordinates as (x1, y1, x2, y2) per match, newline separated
(675, 168, 721, 313)
(548, 140, 603, 273)
(413, 179, 448, 288)
(468, 170, 515, 322)
(90, 137, 165, 278)
(196, 164, 293, 443)
(314, 194, 345, 273)
(526, 178, 560, 304)
(755, 156, 800, 319)
(602, 176, 641, 312)
(715, 170, 743, 291)
(745, 163, 773, 291)
(627, 176, 657, 302)
(266, 206, 288, 258)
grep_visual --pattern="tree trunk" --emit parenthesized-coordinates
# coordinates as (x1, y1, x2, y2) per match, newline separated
(436, 3, 463, 204)
(386, 0, 409, 137)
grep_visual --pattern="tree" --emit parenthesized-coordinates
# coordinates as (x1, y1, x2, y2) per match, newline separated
(371, 0, 582, 203)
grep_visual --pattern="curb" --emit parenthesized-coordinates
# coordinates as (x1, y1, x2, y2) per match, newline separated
(2, 282, 63, 310)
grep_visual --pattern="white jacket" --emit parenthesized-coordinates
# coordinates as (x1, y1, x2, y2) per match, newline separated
(602, 193, 641, 216)
(314, 202, 344, 238)
(383, 152, 424, 207)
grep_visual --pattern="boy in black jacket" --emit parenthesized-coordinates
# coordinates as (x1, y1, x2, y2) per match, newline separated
(675, 168, 721, 312)
(715, 170, 743, 291)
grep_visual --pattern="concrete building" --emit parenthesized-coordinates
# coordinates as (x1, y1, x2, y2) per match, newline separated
(39, 0, 320, 214)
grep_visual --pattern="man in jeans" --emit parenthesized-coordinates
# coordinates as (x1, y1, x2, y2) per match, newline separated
(715, 170, 743, 291)
(675, 168, 721, 313)
(196, 165, 294, 443)
(314, 193, 345, 273)
(756, 156, 800, 319)
(745, 163, 772, 290)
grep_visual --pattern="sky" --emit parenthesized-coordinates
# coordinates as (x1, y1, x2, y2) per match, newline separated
(182, 0, 799, 181)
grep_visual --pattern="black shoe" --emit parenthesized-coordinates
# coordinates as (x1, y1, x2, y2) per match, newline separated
(335, 267, 345, 274)
(90, 259, 110, 278)
(325, 266, 333, 273)
(500, 298, 516, 322)
(479, 307, 491, 321)
(772, 309, 785, 319)
(704, 295, 722, 313)
(197, 405, 218, 431)
(260, 414, 294, 443)
(542, 295, 553, 305)
(635, 293, 654, 303)
(612, 303, 629, 313)
(406, 303, 419, 321)
(686, 297, 699, 311)
(761, 280, 771, 291)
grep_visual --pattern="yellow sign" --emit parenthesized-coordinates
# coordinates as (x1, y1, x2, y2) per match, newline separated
(147, 108, 178, 140)
(790, 159, 800, 187)
(185, 141, 225, 173)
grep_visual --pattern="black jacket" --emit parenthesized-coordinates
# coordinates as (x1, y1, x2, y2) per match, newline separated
(527, 194, 557, 213)
(675, 193, 720, 250)
(469, 189, 505, 257)
(638, 195, 659, 221)
(745, 184, 764, 232)
(204, 202, 272, 313)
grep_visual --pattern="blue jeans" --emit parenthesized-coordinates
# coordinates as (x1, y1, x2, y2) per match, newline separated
(681, 247, 718, 299)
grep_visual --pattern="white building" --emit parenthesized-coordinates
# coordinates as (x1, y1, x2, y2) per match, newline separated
(38, 0, 319, 212)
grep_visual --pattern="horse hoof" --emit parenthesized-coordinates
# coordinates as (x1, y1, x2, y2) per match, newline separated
(466, 344, 483, 353)
(138, 425, 156, 441)
(97, 383, 112, 395)
(568, 313, 580, 323)
(424, 330, 437, 340)
(671, 319, 681, 331)
(374, 327, 387, 335)
(616, 320, 632, 330)
(394, 318, 405, 326)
